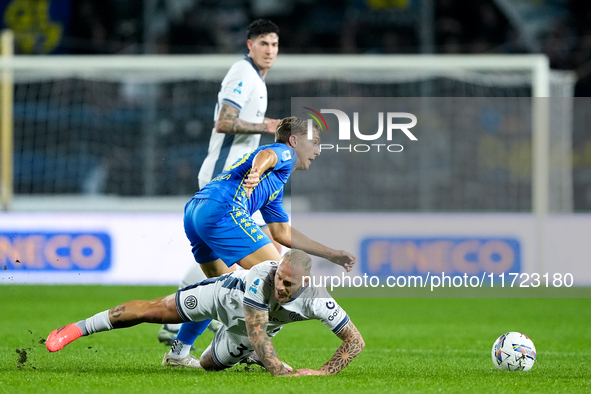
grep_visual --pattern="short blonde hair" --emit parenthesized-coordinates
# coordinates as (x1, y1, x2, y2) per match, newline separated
(280, 249, 312, 273)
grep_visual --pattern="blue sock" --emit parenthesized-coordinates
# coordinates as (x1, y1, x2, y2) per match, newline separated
(176, 320, 211, 345)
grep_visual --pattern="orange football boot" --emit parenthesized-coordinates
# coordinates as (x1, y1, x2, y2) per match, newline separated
(46, 323, 83, 352)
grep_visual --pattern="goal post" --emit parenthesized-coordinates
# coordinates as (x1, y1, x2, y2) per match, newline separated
(1, 29, 14, 212)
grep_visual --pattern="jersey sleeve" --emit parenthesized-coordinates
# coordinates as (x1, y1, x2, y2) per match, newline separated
(312, 295, 350, 335)
(242, 263, 272, 312)
(260, 189, 289, 223)
(219, 62, 256, 111)
(267, 144, 297, 180)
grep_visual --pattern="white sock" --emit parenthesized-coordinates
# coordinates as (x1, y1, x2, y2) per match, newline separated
(164, 323, 182, 332)
(83, 310, 113, 335)
(168, 339, 191, 359)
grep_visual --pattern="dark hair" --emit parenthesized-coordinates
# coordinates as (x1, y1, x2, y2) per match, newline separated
(247, 19, 280, 40)
(275, 116, 317, 143)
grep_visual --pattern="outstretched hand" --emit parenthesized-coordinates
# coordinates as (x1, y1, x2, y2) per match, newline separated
(329, 250, 357, 272)
(244, 167, 262, 198)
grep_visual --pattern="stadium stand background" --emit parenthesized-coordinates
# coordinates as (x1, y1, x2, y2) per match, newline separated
(1, 0, 590, 211)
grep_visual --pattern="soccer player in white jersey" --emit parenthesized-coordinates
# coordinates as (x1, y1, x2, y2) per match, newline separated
(158, 19, 282, 345)
(46, 250, 365, 376)
(199, 18, 281, 245)
(198, 19, 280, 187)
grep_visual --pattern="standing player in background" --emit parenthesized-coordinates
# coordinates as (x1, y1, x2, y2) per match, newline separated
(158, 19, 282, 345)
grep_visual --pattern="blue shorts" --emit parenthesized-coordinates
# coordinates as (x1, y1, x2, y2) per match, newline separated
(183, 198, 272, 267)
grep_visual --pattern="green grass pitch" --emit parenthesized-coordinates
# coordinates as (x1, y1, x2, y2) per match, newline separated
(1, 285, 590, 393)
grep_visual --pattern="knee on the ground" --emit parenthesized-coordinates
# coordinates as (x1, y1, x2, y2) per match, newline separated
(199, 350, 225, 371)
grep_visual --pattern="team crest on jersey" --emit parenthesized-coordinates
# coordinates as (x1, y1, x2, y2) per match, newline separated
(282, 150, 291, 161)
(248, 278, 261, 295)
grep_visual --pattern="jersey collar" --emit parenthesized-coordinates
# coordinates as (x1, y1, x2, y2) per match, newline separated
(283, 283, 310, 304)
(244, 55, 264, 81)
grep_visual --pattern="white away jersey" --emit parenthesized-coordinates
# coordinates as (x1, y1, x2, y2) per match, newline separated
(176, 261, 350, 338)
(243, 261, 351, 336)
(198, 56, 269, 189)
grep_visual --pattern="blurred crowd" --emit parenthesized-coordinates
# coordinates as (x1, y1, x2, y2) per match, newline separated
(61, 0, 591, 94)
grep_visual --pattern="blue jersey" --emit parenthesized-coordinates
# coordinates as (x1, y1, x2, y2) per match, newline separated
(196, 143, 296, 224)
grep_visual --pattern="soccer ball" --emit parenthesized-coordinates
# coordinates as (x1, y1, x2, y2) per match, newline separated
(491, 332, 536, 371)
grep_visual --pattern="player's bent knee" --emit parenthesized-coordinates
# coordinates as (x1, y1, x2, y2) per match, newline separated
(199, 352, 221, 371)
(200, 349, 226, 371)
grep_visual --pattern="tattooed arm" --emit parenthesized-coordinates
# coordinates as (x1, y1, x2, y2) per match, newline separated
(244, 304, 292, 376)
(295, 321, 365, 376)
(319, 321, 365, 374)
(215, 104, 279, 134)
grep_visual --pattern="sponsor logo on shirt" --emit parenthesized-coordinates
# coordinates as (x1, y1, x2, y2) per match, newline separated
(328, 307, 342, 321)
(289, 312, 304, 321)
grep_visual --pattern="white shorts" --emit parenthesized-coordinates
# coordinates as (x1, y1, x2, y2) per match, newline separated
(205, 328, 253, 368)
(175, 276, 248, 331)
(175, 281, 218, 323)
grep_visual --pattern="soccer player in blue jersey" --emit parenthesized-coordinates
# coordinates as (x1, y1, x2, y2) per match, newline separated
(162, 117, 357, 367)
(158, 19, 283, 344)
